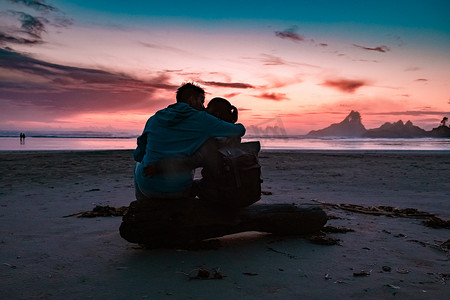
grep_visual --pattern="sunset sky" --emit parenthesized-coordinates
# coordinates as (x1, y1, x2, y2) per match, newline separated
(1, 0, 449, 135)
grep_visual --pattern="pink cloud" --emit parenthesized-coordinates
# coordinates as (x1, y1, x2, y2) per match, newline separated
(253, 92, 289, 101)
(405, 67, 421, 72)
(222, 92, 240, 98)
(260, 54, 286, 66)
(321, 78, 367, 93)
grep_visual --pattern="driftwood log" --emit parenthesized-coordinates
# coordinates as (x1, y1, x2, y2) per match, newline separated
(119, 198, 327, 248)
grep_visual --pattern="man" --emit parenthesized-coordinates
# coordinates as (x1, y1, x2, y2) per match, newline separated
(134, 83, 246, 200)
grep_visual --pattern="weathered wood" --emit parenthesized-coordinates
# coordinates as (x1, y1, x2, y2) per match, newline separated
(119, 198, 327, 247)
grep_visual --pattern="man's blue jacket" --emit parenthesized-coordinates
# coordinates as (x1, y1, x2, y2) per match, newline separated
(134, 102, 245, 197)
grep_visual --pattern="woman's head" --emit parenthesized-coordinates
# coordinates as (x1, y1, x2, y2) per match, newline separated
(206, 97, 238, 123)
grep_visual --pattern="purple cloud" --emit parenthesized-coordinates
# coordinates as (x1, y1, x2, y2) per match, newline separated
(0, 49, 178, 120)
(353, 44, 390, 53)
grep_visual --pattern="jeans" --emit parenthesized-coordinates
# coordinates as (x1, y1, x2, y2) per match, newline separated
(134, 138, 223, 200)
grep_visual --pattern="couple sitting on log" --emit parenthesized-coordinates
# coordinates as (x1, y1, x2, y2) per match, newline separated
(133, 82, 260, 207)
(120, 82, 326, 247)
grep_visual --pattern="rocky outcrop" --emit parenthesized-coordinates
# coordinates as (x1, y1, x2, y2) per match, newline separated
(429, 125, 450, 137)
(363, 120, 428, 138)
(307, 111, 366, 137)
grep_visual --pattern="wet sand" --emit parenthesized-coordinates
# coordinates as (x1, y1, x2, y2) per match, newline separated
(0, 150, 449, 299)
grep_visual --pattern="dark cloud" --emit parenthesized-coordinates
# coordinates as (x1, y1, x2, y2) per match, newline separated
(201, 81, 254, 89)
(51, 16, 74, 28)
(7, 0, 56, 12)
(321, 79, 367, 93)
(252, 92, 289, 101)
(0, 32, 42, 44)
(0, 48, 178, 118)
(274, 26, 305, 42)
(2, 1, 72, 47)
(415, 78, 428, 82)
(0, 49, 173, 90)
(353, 44, 390, 53)
(9, 11, 48, 38)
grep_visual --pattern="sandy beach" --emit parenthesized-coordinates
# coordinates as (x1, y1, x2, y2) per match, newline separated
(1, 150, 449, 299)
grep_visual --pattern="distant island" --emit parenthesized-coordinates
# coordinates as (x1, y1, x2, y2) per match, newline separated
(307, 111, 450, 138)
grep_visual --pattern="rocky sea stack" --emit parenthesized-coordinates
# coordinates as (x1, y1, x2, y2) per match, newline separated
(307, 111, 450, 138)
(307, 111, 366, 137)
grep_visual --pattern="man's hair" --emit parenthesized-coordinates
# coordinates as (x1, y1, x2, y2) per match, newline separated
(176, 83, 205, 103)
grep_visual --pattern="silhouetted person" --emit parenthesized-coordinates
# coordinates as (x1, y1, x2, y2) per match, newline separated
(206, 97, 238, 124)
(19, 133, 26, 144)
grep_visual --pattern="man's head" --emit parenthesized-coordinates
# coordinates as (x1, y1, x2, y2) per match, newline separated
(176, 83, 205, 110)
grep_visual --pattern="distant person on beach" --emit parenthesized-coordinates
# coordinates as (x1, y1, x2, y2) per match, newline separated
(133, 83, 246, 200)
(19, 133, 26, 144)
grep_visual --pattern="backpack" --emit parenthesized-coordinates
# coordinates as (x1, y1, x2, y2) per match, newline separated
(197, 141, 262, 208)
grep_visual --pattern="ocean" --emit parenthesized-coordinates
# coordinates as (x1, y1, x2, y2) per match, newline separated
(1, 135, 450, 151)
